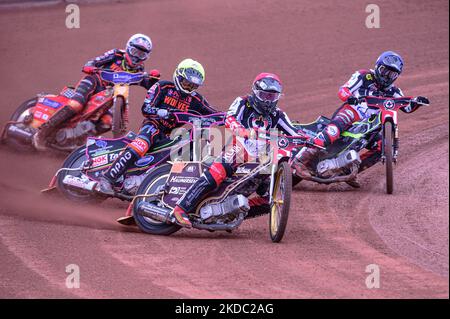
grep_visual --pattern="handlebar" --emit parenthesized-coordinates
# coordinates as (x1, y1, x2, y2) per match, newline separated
(356, 96, 415, 110)
(172, 112, 226, 128)
(99, 70, 145, 85)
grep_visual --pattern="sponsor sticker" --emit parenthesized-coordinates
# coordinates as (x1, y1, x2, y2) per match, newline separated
(326, 125, 339, 137)
(171, 162, 186, 174)
(236, 166, 252, 174)
(135, 156, 155, 167)
(186, 165, 196, 173)
(42, 98, 62, 109)
(92, 154, 108, 168)
(130, 138, 148, 154)
(169, 176, 198, 184)
(383, 99, 395, 109)
(95, 140, 108, 148)
(277, 137, 289, 149)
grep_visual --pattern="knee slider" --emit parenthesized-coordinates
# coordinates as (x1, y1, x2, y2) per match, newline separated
(129, 137, 150, 157)
(207, 162, 230, 186)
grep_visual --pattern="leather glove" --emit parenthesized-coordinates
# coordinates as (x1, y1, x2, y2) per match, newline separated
(156, 109, 174, 120)
(412, 96, 430, 105)
(82, 65, 96, 74)
(347, 96, 359, 106)
(149, 69, 161, 79)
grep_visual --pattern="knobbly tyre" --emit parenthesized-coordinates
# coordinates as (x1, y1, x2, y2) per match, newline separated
(1, 69, 145, 153)
(129, 128, 315, 243)
(42, 112, 225, 224)
(292, 96, 430, 194)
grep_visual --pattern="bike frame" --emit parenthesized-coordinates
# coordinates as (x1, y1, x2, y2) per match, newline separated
(362, 96, 412, 162)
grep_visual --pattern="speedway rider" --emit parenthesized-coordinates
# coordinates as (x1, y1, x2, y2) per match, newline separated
(32, 33, 160, 150)
(97, 58, 219, 194)
(294, 51, 429, 187)
(171, 72, 300, 228)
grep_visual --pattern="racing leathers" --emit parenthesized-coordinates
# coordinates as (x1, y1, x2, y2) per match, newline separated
(297, 68, 423, 176)
(100, 80, 219, 192)
(33, 49, 160, 149)
(172, 95, 299, 227)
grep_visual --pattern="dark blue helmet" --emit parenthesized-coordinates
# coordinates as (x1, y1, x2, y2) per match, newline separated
(374, 51, 404, 88)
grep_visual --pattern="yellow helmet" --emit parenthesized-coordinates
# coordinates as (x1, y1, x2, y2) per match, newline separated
(173, 58, 205, 94)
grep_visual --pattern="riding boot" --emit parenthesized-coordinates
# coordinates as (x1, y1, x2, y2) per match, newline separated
(97, 147, 139, 195)
(172, 172, 218, 228)
(32, 105, 78, 151)
(293, 147, 320, 177)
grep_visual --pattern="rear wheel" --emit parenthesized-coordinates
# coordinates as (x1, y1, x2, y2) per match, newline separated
(56, 146, 106, 204)
(112, 96, 127, 138)
(133, 164, 181, 235)
(269, 161, 292, 243)
(3, 98, 37, 152)
(384, 122, 394, 194)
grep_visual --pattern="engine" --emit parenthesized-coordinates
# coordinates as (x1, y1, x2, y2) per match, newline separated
(316, 150, 361, 177)
(200, 194, 250, 224)
(55, 121, 96, 147)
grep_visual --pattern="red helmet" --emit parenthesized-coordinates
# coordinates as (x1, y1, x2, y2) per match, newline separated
(250, 73, 283, 115)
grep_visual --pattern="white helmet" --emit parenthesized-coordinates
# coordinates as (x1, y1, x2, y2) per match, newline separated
(125, 33, 152, 67)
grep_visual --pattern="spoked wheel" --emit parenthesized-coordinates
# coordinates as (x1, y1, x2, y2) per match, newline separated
(383, 122, 394, 194)
(56, 146, 106, 204)
(133, 164, 181, 235)
(269, 161, 292, 243)
(3, 98, 37, 152)
(112, 96, 127, 138)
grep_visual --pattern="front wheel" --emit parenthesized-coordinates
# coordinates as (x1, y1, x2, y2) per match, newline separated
(269, 161, 292, 243)
(133, 164, 181, 236)
(383, 122, 394, 194)
(112, 96, 127, 138)
(56, 146, 106, 204)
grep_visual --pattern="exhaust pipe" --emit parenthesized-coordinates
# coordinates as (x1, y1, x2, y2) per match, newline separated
(136, 202, 174, 223)
(297, 164, 359, 184)
(62, 175, 97, 192)
(136, 202, 246, 231)
(6, 125, 33, 143)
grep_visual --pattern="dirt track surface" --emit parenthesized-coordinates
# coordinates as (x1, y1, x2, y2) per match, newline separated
(0, 0, 448, 298)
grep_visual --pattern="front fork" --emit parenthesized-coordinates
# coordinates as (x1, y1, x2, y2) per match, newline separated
(268, 162, 278, 205)
(113, 84, 130, 129)
(381, 122, 399, 164)
(393, 124, 399, 163)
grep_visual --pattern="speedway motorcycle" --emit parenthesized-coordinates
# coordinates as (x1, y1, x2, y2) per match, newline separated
(128, 127, 314, 243)
(292, 96, 429, 194)
(1, 69, 146, 153)
(42, 112, 225, 216)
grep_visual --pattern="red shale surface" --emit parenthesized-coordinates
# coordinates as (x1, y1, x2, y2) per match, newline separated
(0, 0, 448, 298)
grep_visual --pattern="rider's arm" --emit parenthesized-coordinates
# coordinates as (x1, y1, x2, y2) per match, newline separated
(338, 70, 367, 101)
(141, 82, 165, 117)
(394, 87, 421, 113)
(276, 111, 299, 136)
(191, 93, 220, 115)
(225, 97, 247, 130)
(82, 49, 120, 73)
(89, 49, 120, 68)
(140, 69, 161, 90)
